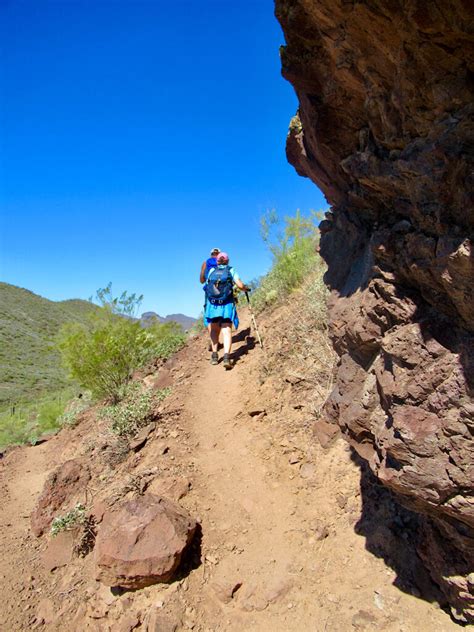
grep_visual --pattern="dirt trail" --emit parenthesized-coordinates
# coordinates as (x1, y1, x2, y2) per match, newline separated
(0, 312, 461, 631)
(171, 313, 458, 631)
(0, 441, 52, 629)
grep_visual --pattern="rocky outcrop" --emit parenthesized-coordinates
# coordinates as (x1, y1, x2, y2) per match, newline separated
(95, 494, 197, 589)
(276, 0, 474, 622)
(31, 458, 91, 537)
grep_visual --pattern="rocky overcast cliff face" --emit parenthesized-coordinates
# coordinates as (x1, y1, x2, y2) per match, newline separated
(275, 0, 474, 622)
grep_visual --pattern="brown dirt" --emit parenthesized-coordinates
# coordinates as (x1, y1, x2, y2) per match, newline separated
(0, 310, 461, 631)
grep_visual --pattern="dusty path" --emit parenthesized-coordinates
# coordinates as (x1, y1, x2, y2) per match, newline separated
(0, 312, 461, 631)
(0, 441, 52, 630)
(173, 313, 459, 631)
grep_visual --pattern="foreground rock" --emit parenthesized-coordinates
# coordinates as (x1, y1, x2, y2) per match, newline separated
(95, 494, 197, 589)
(31, 458, 91, 537)
(276, 0, 474, 622)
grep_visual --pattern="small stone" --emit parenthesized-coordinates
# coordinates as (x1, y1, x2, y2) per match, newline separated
(299, 463, 316, 479)
(374, 592, 384, 610)
(288, 454, 301, 465)
(248, 409, 266, 417)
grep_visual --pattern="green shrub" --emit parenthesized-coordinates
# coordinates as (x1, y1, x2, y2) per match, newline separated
(251, 209, 325, 313)
(51, 503, 86, 536)
(58, 392, 92, 428)
(0, 390, 71, 449)
(36, 399, 65, 433)
(58, 287, 185, 402)
(147, 321, 186, 358)
(100, 382, 170, 436)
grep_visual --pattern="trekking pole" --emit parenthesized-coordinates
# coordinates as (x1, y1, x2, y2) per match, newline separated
(245, 291, 263, 349)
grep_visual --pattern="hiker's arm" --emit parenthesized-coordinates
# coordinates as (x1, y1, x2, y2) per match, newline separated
(199, 261, 207, 284)
(235, 278, 250, 292)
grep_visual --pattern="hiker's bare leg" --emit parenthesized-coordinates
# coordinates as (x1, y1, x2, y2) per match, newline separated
(222, 323, 232, 354)
(210, 322, 220, 352)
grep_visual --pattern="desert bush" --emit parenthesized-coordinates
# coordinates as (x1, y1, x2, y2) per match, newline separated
(58, 286, 185, 402)
(0, 391, 71, 449)
(258, 268, 335, 419)
(51, 503, 86, 536)
(251, 209, 325, 313)
(100, 382, 170, 436)
(190, 312, 206, 335)
(58, 392, 92, 428)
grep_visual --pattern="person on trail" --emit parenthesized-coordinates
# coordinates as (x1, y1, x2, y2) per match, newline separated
(200, 248, 221, 346)
(200, 247, 220, 284)
(203, 251, 250, 370)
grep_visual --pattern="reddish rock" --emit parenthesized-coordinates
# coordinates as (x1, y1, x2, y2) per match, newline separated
(42, 529, 76, 572)
(313, 418, 340, 449)
(148, 476, 191, 502)
(95, 494, 197, 589)
(31, 458, 91, 537)
(276, 0, 474, 621)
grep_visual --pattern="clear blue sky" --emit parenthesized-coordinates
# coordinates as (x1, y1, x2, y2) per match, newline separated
(0, 0, 326, 317)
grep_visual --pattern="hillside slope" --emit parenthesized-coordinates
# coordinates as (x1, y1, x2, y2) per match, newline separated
(0, 304, 459, 631)
(0, 282, 97, 409)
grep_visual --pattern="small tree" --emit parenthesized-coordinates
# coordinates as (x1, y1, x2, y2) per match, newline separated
(252, 209, 325, 311)
(58, 286, 185, 402)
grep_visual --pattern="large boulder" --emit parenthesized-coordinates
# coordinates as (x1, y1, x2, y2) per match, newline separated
(95, 494, 197, 589)
(31, 458, 91, 537)
(275, 0, 474, 621)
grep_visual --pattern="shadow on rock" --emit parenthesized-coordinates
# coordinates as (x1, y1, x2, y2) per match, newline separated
(110, 523, 202, 597)
(350, 449, 447, 608)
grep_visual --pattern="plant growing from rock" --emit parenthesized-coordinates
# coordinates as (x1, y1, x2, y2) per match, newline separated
(50, 503, 86, 536)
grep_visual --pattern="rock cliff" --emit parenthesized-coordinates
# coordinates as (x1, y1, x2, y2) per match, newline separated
(276, 0, 474, 622)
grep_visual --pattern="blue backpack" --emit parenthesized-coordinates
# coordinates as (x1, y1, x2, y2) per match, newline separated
(205, 257, 217, 276)
(205, 266, 234, 305)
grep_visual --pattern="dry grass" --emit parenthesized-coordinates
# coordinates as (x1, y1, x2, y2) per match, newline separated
(257, 264, 336, 417)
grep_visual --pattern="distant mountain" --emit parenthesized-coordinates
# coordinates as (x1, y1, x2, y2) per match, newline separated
(140, 311, 196, 331)
(0, 282, 98, 409)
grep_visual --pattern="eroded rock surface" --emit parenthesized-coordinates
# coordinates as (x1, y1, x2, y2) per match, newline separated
(95, 494, 197, 589)
(31, 458, 91, 537)
(276, 0, 474, 621)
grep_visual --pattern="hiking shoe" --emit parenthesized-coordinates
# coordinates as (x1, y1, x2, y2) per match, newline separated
(223, 354, 233, 370)
(210, 352, 218, 365)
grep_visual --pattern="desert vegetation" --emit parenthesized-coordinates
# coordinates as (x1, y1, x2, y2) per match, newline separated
(250, 209, 326, 313)
(58, 285, 185, 403)
(0, 284, 186, 449)
(251, 209, 335, 416)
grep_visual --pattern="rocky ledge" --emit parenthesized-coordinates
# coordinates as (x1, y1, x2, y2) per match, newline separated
(276, 0, 473, 622)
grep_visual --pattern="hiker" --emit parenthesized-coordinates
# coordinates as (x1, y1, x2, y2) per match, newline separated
(200, 247, 220, 284)
(200, 247, 221, 345)
(203, 251, 249, 370)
